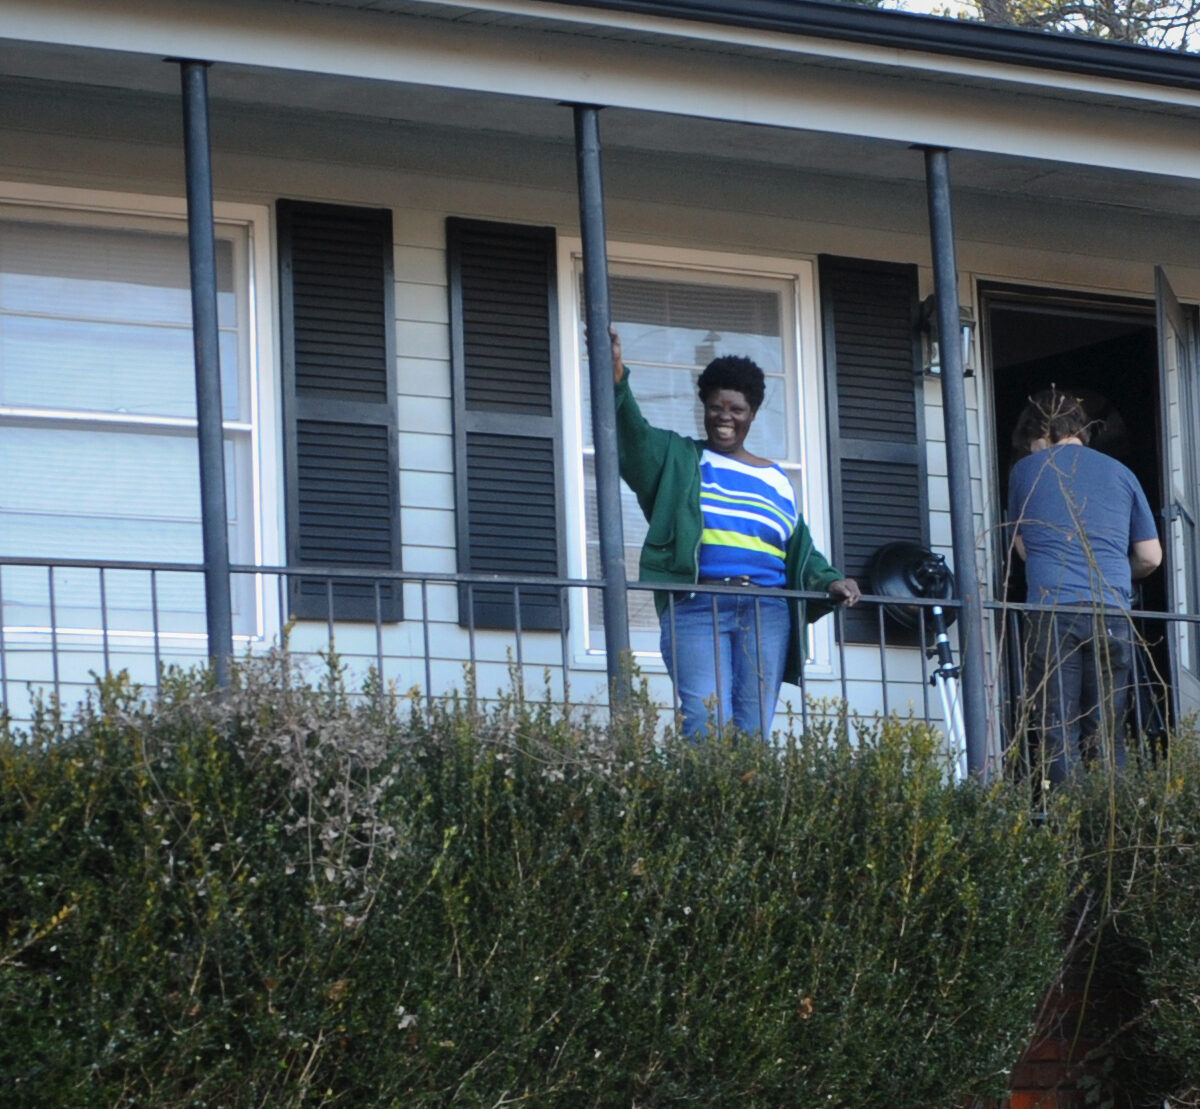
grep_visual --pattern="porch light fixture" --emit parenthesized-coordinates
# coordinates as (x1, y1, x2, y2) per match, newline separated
(919, 295, 976, 377)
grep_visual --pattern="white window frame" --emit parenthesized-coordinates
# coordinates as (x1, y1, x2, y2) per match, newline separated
(0, 182, 281, 649)
(557, 238, 837, 677)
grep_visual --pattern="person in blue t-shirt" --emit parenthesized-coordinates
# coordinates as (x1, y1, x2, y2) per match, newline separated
(1008, 388, 1162, 785)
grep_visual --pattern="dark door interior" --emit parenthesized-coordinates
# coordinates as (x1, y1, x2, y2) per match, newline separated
(984, 286, 1167, 754)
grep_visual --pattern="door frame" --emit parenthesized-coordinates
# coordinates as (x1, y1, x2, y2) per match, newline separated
(1155, 267, 1200, 724)
(978, 280, 1170, 757)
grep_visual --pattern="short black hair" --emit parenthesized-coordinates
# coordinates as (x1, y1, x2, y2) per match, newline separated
(1014, 386, 1092, 447)
(696, 355, 766, 411)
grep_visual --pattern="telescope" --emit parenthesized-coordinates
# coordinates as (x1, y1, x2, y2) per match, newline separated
(868, 542, 966, 781)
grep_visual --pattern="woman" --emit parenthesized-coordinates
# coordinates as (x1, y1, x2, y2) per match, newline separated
(611, 328, 860, 740)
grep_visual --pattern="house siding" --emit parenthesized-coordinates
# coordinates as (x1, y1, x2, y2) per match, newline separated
(2, 62, 1200, 732)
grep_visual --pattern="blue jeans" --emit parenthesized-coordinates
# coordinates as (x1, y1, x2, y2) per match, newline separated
(1023, 610, 1134, 785)
(659, 590, 791, 741)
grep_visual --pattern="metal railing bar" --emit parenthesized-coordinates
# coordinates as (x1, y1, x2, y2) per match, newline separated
(710, 592, 725, 734)
(48, 565, 60, 705)
(1007, 607, 1029, 778)
(836, 606, 848, 707)
(99, 567, 111, 677)
(666, 591, 680, 733)
(917, 609, 931, 723)
(798, 628, 809, 736)
(754, 594, 766, 739)
(512, 584, 524, 705)
(983, 597, 1200, 626)
(421, 579, 432, 717)
(560, 586, 571, 711)
(374, 580, 385, 698)
(276, 572, 286, 654)
(0, 565, 8, 711)
(877, 605, 890, 717)
(466, 582, 478, 713)
(151, 569, 162, 689)
(1095, 616, 1111, 764)
(277, 571, 290, 692)
(1053, 611, 1065, 785)
(1131, 628, 1146, 745)
(325, 578, 335, 656)
(0, 555, 207, 572)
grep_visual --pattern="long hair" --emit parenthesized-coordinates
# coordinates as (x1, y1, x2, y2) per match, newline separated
(1012, 386, 1092, 453)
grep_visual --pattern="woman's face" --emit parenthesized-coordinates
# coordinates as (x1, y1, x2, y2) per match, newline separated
(702, 388, 756, 455)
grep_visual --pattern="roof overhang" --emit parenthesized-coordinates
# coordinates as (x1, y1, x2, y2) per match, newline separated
(0, 0, 1197, 223)
(539, 0, 1200, 91)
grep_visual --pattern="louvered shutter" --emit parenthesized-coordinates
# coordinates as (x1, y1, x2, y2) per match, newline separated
(820, 255, 928, 644)
(447, 219, 564, 631)
(278, 200, 401, 621)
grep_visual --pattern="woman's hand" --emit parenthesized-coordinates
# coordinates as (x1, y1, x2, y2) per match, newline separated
(827, 578, 862, 606)
(610, 326, 625, 384)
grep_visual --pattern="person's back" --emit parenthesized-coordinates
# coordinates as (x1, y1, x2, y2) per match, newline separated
(1008, 443, 1152, 610)
(1007, 387, 1161, 785)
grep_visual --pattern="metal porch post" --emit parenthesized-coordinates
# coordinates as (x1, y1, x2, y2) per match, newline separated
(572, 104, 632, 710)
(923, 147, 989, 777)
(179, 60, 234, 686)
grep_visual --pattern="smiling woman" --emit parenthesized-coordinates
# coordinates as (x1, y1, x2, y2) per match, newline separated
(609, 328, 861, 741)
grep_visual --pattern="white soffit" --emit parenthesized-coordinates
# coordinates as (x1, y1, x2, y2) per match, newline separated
(1, 0, 1199, 181)
(278, 0, 1200, 109)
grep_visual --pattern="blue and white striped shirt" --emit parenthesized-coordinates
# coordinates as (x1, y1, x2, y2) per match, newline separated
(697, 449, 799, 586)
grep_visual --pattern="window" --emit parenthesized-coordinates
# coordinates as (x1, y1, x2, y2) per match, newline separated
(0, 190, 273, 640)
(567, 249, 824, 660)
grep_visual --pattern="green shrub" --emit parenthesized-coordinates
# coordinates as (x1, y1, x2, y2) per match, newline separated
(1, 659, 1072, 1108)
(1, 660, 404, 1108)
(1066, 726, 1200, 1107)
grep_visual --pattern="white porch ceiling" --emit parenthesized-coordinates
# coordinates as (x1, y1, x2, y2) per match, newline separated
(0, 20, 1196, 225)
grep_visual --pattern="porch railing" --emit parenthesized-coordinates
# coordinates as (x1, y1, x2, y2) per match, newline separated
(1, 556, 1187, 775)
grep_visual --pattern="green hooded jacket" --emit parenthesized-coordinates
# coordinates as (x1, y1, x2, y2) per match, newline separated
(615, 371, 845, 685)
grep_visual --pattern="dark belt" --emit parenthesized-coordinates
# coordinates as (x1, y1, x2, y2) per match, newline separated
(698, 575, 768, 587)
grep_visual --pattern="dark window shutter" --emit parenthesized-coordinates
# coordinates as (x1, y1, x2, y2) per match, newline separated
(820, 255, 928, 644)
(278, 200, 401, 621)
(448, 219, 564, 631)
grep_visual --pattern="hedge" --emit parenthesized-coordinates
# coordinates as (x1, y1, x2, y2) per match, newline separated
(2, 656, 1082, 1107)
(1064, 725, 1200, 1107)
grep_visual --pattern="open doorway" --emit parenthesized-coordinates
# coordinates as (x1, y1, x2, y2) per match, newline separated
(982, 283, 1168, 756)
(985, 285, 1163, 608)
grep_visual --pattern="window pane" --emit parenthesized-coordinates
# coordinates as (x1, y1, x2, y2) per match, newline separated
(583, 464, 657, 636)
(609, 277, 781, 367)
(0, 426, 254, 634)
(0, 424, 251, 555)
(0, 221, 234, 326)
(581, 273, 787, 458)
(0, 220, 243, 420)
(0, 317, 241, 420)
